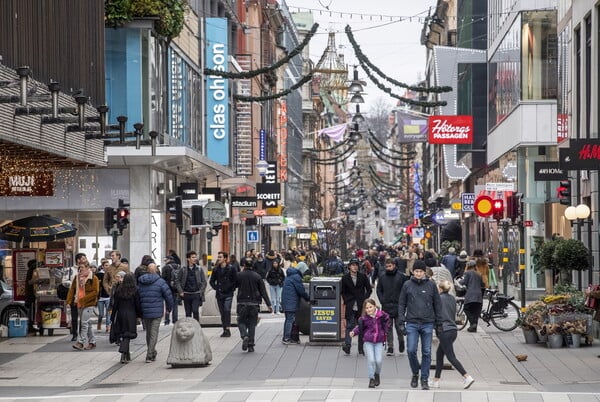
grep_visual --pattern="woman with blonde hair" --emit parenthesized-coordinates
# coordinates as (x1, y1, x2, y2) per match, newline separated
(430, 280, 474, 389)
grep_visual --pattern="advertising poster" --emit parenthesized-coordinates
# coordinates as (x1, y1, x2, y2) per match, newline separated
(12, 249, 37, 301)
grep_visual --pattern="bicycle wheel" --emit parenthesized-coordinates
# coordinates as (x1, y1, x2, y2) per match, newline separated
(490, 300, 520, 331)
(455, 298, 468, 330)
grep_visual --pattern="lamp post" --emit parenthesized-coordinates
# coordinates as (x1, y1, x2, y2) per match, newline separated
(564, 204, 593, 287)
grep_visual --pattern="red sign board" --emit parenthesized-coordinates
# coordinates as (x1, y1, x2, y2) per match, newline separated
(474, 195, 493, 217)
(428, 115, 473, 144)
(524, 220, 533, 227)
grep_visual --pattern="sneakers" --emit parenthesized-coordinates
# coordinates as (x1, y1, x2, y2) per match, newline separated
(342, 344, 351, 355)
(71, 335, 78, 342)
(282, 339, 292, 345)
(421, 379, 430, 390)
(84, 343, 96, 350)
(368, 378, 376, 388)
(429, 379, 440, 388)
(386, 347, 394, 356)
(242, 336, 249, 351)
(410, 374, 419, 388)
(72, 342, 84, 351)
(467, 326, 477, 333)
(221, 329, 231, 337)
(463, 375, 475, 389)
(374, 373, 380, 386)
(247, 345, 254, 353)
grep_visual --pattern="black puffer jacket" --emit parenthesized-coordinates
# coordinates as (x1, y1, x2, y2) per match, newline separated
(376, 267, 408, 317)
(266, 267, 285, 287)
(398, 276, 442, 325)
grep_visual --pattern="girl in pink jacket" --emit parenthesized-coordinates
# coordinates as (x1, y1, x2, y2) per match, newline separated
(349, 298, 390, 388)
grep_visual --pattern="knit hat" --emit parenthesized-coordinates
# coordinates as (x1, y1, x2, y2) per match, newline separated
(412, 260, 426, 272)
(296, 261, 309, 275)
(356, 249, 364, 258)
(459, 250, 468, 260)
(448, 247, 456, 254)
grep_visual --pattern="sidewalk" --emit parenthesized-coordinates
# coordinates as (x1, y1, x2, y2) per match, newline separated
(0, 314, 599, 400)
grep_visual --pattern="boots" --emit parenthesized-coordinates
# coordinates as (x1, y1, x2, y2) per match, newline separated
(120, 353, 128, 364)
(97, 322, 102, 331)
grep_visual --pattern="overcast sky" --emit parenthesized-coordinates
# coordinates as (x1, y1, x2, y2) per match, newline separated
(288, 0, 438, 111)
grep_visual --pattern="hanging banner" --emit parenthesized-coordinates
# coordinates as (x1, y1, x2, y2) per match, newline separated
(396, 111, 428, 143)
(428, 115, 473, 144)
(205, 18, 230, 165)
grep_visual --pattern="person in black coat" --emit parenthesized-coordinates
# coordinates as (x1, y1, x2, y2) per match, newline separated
(376, 258, 408, 356)
(341, 258, 372, 355)
(110, 273, 142, 364)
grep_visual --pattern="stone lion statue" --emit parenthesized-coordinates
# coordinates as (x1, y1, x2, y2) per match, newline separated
(167, 317, 212, 367)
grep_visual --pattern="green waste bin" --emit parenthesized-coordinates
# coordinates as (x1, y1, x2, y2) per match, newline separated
(309, 277, 342, 342)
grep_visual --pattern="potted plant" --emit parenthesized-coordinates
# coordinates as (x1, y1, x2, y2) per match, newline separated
(534, 237, 563, 292)
(542, 323, 564, 348)
(553, 239, 591, 285)
(520, 300, 547, 343)
(562, 319, 587, 348)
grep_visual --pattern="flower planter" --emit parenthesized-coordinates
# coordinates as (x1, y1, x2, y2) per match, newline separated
(522, 328, 539, 344)
(565, 333, 581, 348)
(536, 329, 547, 343)
(546, 333, 564, 349)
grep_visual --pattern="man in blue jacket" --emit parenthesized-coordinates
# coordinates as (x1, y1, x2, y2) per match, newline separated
(398, 260, 442, 390)
(281, 265, 309, 344)
(137, 262, 173, 363)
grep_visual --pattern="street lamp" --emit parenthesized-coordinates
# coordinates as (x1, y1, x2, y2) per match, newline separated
(564, 203, 593, 286)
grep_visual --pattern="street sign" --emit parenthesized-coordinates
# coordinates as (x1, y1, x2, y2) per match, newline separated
(202, 201, 227, 226)
(247, 230, 259, 243)
(461, 192, 475, 212)
(485, 182, 515, 191)
(524, 220, 533, 227)
(474, 195, 493, 217)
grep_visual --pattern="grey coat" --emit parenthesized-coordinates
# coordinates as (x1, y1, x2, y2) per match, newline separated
(459, 270, 484, 304)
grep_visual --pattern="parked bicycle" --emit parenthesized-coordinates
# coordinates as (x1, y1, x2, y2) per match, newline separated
(456, 288, 521, 331)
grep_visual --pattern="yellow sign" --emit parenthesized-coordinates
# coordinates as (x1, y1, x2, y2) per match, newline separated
(310, 232, 318, 241)
(451, 201, 462, 211)
(266, 205, 284, 215)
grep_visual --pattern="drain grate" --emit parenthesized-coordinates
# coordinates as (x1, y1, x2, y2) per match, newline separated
(89, 382, 138, 388)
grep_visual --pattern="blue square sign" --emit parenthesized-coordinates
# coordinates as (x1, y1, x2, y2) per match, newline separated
(247, 230, 259, 243)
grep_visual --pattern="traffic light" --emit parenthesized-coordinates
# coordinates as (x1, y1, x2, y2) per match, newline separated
(191, 205, 203, 225)
(116, 199, 130, 233)
(558, 180, 571, 205)
(104, 207, 116, 233)
(507, 193, 523, 224)
(492, 199, 504, 221)
(167, 196, 183, 231)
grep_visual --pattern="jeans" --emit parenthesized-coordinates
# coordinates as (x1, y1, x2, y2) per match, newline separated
(406, 321, 434, 380)
(363, 341, 384, 379)
(283, 311, 296, 340)
(165, 293, 179, 323)
(183, 293, 202, 321)
(237, 304, 259, 346)
(269, 285, 282, 313)
(344, 311, 360, 347)
(434, 329, 467, 378)
(97, 297, 111, 327)
(143, 317, 161, 359)
(216, 295, 233, 329)
(78, 307, 96, 345)
(385, 314, 405, 351)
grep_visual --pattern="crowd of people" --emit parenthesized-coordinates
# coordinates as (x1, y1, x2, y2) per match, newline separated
(22, 242, 495, 389)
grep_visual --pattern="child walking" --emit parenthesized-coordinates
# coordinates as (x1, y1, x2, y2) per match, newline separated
(349, 298, 390, 388)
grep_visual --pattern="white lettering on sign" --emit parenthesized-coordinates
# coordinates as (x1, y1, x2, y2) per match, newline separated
(539, 168, 563, 174)
(257, 193, 281, 200)
(209, 44, 226, 140)
(430, 118, 471, 138)
(9, 175, 34, 192)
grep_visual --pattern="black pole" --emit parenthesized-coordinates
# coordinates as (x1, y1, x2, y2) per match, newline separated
(111, 230, 119, 250)
(587, 220, 593, 286)
(185, 230, 193, 255)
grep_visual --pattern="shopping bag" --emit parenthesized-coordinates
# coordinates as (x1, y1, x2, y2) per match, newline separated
(585, 285, 600, 308)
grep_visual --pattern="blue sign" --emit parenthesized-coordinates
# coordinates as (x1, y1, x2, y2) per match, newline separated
(205, 18, 229, 165)
(247, 230, 259, 243)
(259, 129, 266, 161)
(461, 192, 475, 212)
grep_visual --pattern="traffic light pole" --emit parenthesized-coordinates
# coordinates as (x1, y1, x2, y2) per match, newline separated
(519, 221, 526, 308)
(111, 230, 119, 250)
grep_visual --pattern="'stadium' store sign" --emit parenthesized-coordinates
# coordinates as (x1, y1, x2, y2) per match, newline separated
(0, 171, 54, 196)
(205, 18, 229, 165)
(428, 115, 473, 144)
(230, 197, 258, 208)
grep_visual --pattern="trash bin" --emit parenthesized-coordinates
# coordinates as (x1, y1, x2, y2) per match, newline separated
(309, 277, 342, 342)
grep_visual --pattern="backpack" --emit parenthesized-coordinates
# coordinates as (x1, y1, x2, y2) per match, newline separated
(326, 259, 341, 275)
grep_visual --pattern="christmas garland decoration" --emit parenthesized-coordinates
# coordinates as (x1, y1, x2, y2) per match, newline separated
(305, 132, 353, 153)
(345, 25, 452, 94)
(205, 23, 319, 79)
(368, 165, 405, 188)
(367, 129, 418, 157)
(359, 60, 447, 107)
(368, 136, 416, 162)
(324, 171, 361, 185)
(234, 73, 313, 102)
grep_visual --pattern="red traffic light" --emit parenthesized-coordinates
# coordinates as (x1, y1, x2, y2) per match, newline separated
(117, 208, 129, 219)
(492, 199, 504, 220)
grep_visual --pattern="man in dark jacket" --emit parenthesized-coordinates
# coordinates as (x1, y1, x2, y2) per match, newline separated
(236, 258, 272, 352)
(398, 260, 442, 390)
(161, 255, 180, 325)
(341, 258, 372, 355)
(137, 263, 173, 363)
(281, 266, 309, 344)
(176, 251, 207, 322)
(253, 254, 267, 279)
(377, 258, 408, 356)
(209, 251, 237, 337)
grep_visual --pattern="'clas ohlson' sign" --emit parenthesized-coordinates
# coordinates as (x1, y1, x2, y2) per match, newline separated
(205, 18, 229, 165)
